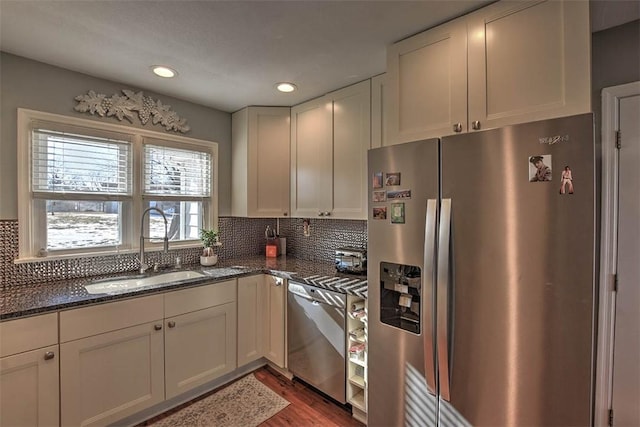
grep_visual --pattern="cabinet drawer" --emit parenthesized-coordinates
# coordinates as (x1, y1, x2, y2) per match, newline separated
(0, 313, 58, 357)
(164, 280, 236, 318)
(59, 295, 163, 343)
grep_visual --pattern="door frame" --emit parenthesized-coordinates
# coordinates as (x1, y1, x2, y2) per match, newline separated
(595, 80, 640, 426)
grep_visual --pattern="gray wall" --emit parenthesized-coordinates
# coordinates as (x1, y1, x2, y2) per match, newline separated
(592, 19, 640, 146)
(0, 52, 232, 219)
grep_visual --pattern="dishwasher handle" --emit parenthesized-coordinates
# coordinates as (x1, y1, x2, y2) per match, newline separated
(288, 282, 346, 308)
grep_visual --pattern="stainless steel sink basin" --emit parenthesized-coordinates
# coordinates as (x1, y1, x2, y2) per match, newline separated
(85, 270, 206, 294)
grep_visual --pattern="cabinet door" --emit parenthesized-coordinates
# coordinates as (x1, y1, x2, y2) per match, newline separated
(467, 0, 590, 131)
(233, 107, 291, 218)
(249, 107, 291, 217)
(387, 18, 468, 143)
(290, 96, 333, 217)
(165, 302, 237, 399)
(60, 321, 164, 427)
(371, 73, 387, 149)
(237, 275, 266, 367)
(263, 276, 286, 368)
(1, 345, 59, 427)
(330, 80, 371, 220)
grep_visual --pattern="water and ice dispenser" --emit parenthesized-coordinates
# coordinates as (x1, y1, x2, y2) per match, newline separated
(379, 261, 421, 334)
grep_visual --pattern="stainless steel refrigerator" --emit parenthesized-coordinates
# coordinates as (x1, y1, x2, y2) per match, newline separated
(367, 113, 596, 426)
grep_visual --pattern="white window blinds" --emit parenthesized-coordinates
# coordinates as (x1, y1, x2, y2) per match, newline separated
(31, 128, 131, 196)
(143, 144, 211, 197)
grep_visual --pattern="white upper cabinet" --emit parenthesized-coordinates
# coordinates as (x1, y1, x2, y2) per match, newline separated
(291, 80, 371, 219)
(290, 96, 333, 218)
(467, 0, 591, 131)
(386, 0, 591, 143)
(371, 73, 387, 148)
(387, 18, 468, 143)
(232, 107, 291, 217)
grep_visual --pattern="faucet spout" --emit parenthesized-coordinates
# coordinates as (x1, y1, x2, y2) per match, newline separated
(139, 207, 169, 274)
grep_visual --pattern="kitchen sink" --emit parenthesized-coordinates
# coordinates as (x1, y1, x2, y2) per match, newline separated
(85, 270, 206, 294)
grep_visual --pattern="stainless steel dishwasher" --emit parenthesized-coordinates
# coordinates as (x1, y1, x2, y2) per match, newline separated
(287, 281, 347, 404)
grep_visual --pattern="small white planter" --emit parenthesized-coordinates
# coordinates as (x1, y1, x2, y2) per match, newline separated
(200, 254, 218, 266)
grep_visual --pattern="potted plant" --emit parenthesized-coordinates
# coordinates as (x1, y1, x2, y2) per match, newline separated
(200, 228, 220, 266)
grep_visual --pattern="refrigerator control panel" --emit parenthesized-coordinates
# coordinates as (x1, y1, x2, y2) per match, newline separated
(379, 261, 421, 334)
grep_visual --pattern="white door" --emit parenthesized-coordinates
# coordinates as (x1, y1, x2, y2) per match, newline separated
(611, 92, 640, 426)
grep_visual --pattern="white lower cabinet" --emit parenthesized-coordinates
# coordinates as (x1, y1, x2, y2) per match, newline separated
(237, 275, 286, 369)
(1, 313, 59, 427)
(263, 275, 286, 368)
(60, 321, 165, 427)
(237, 275, 266, 366)
(59, 281, 237, 426)
(59, 295, 164, 426)
(164, 281, 237, 401)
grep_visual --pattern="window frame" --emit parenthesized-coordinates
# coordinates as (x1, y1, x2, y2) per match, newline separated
(17, 108, 219, 260)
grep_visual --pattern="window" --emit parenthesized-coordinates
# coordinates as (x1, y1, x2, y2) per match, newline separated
(31, 128, 132, 252)
(18, 109, 218, 259)
(143, 142, 211, 242)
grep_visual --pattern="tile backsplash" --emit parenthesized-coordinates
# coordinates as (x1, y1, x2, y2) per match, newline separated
(1, 218, 366, 288)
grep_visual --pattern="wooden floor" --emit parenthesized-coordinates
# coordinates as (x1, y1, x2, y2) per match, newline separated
(254, 366, 364, 427)
(138, 365, 364, 427)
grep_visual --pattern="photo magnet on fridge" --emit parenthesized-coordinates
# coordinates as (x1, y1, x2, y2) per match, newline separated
(529, 154, 552, 182)
(385, 172, 401, 186)
(390, 203, 405, 224)
(372, 207, 387, 220)
(387, 189, 411, 200)
(373, 172, 383, 189)
(373, 190, 386, 202)
(559, 165, 574, 194)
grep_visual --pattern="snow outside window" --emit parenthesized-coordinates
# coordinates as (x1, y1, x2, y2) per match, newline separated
(31, 128, 132, 252)
(17, 109, 218, 260)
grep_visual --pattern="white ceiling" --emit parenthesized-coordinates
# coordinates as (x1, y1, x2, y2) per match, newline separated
(1, 1, 638, 113)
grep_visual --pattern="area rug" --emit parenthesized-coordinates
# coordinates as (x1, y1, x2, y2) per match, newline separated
(151, 374, 290, 427)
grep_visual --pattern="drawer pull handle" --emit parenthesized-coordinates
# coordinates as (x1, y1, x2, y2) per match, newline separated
(154, 324, 163, 331)
(168, 321, 176, 328)
(44, 351, 55, 361)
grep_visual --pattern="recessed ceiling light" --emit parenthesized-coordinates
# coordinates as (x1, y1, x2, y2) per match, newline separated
(276, 82, 297, 93)
(152, 66, 177, 78)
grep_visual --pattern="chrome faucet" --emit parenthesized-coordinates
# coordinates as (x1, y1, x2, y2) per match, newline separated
(139, 207, 169, 274)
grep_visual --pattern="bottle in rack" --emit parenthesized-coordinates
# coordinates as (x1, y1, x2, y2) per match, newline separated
(346, 296, 367, 424)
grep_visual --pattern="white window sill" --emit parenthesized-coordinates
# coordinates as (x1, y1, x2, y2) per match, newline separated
(14, 242, 203, 264)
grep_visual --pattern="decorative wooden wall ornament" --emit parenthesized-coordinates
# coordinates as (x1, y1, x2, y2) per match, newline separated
(74, 89, 191, 133)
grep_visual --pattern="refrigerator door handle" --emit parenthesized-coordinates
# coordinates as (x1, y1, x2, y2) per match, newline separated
(423, 198, 438, 395)
(437, 198, 452, 401)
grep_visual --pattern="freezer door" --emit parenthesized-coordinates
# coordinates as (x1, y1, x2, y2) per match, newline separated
(367, 139, 440, 427)
(439, 114, 595, 426)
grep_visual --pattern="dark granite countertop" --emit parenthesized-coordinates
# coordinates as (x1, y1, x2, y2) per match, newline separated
(1, 256, 367, 321)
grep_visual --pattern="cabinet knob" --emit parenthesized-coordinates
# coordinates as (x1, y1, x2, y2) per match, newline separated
(154, 324, 163, 331)
(324, 212, 331, 217)
(472, 120, 481, 130)
(168, 321, 176, 328)
(283, 212, 288, 216)
(44, 351, 55, 361)
(318, 212, 325, 217)
(453, 123, 463, 133)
